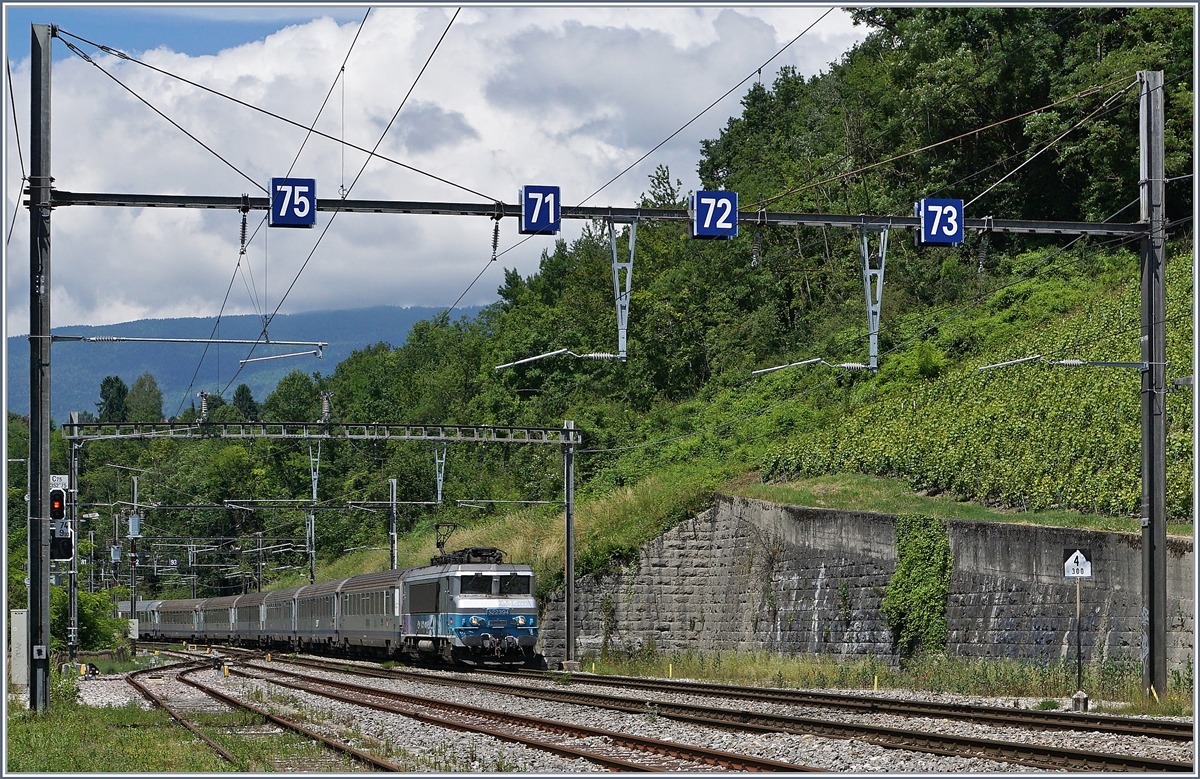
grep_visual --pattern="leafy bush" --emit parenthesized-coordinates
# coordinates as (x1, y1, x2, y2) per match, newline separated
(881, 514, 952, 657)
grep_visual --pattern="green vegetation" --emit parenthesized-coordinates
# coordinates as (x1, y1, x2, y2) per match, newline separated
(735, 473, 1194, 535)
(881, 515, 952, 656)
(584, 650, 1192, 715)
(5, 10, 1192, 664)
(6, 673, 230, 772)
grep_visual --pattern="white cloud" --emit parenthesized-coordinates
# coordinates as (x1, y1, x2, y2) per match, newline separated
(4, 6, 864, 333)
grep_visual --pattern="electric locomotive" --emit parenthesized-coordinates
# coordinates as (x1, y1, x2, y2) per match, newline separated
(119, 546, 540, 667)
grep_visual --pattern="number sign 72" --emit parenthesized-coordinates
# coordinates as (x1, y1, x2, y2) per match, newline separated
(692, 190, 738, 239)
(917, 197, 964, 245)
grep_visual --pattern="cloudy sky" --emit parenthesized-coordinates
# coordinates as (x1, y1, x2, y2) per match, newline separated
(4, 4, 865, 335)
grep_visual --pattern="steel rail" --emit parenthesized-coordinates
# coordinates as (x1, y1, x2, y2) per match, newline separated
(492, 669, 1195, 742)
(237, 663, 815, 772)
(269, 657, 1192, 772)
(177, 664, 402, 772)
(125, 661, 238, 765)
(49, 190, 1148, 236)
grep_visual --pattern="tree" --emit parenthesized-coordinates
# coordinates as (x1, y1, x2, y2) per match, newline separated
(95, 376, 128, 423)
(232, 384, 259, 421)
(261, 371, 321, 421)
(126, 373, 164, 422)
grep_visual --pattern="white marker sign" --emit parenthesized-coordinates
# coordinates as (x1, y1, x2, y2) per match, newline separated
(1063, 548, 1092, 578)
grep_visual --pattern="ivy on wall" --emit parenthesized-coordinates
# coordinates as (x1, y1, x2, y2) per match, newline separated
(882, 513, 952, 657)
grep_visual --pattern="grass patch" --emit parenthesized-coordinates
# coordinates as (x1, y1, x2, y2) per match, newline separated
(187, 708, 358, 772)
(735, 473, 1194, 536)
(6, 678, 231, 772)
(267, 460, 738, 597)
(584, 649, 1193, 711)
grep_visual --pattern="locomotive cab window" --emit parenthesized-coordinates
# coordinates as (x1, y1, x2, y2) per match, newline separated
(460, 574, 494, 595)
(499, 574, 531, 595)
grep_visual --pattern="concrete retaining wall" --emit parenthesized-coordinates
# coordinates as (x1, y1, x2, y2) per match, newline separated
(540, 495, 1193, 672)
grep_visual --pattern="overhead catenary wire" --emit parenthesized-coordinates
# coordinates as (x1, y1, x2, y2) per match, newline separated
(748, 75, 1137, 211)
(964, 79, 1138, 208)
(578, 197, 1157, 456)
(59, 38, 266, 193)
(287, 7, 371, 179)
(173, 8, 374, 410)
(172, 215, 267, 416)
(452, 8, 838, 313)
(6, 57, 26, 246)
(576, 7, 834, 209)
(480, 75, 1146, 316)
(55, 27, 495, 203)
(221, 8, 462, 396)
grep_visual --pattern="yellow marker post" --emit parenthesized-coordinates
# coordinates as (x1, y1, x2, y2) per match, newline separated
(874, 675, 878, 692)
(223, 665, 229, 677)
(79, 663, 86, 677)
(267, 653, 272, 662)
(669, 663, 673, 679)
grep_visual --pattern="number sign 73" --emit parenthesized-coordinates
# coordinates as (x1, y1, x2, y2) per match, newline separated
(692, 190, 738, 239)
(917, 197, 963, 245)
(270, 177, 316, 228)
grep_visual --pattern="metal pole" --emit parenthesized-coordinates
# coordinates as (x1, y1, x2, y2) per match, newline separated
(307, 513, 316, 584)
(1076, 577, 1083, 692)
(1138, 69, 1167, 699)
(88, 531, 94, 593)
(256, 532, 263, 593)
(861, 227, 888, 371)
(388, 478, 398, 570)
(68, 433, 79, 661)
(27, 22, 53, 713)
(563, 420, 575, 664)
(130, 477, 137, 654)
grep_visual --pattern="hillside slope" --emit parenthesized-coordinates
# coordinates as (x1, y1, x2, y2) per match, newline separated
(9, 8, 1191, 604)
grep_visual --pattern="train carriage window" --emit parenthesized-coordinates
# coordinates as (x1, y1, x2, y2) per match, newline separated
(460, 574, 493, 594)
(499, 574, 531, 595)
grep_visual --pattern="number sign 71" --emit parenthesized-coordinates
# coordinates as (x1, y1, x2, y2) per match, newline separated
(916, 198, 964, 245)
(692, 190, 738, 239)
(520, 185, 561, 234)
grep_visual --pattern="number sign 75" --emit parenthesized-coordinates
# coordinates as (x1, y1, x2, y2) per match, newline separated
(270, 177, 316, 228)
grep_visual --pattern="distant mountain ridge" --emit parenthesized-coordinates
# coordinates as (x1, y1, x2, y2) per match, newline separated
(6, 305, 482, 422)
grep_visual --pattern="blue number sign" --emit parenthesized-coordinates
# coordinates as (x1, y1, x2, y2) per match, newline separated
(916, 198, 964, 245)
(520, 185, 560, 234)
(270, 177, 316, 227)
(691, 190, 738, 239)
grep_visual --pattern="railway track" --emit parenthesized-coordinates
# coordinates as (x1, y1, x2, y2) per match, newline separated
(489, 669, 1196, 743)
(262, 656, 1193, 772)
(176, 663, 403, 771)
(125, 660, 238, 764)
(230, 662, 816, 771)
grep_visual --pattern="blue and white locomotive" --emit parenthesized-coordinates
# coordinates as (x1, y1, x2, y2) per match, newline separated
(120, 547, 540, 667)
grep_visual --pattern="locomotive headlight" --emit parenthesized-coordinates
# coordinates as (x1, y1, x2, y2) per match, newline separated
(470, 616, 483, 627)
(515, 616, 527, 626)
